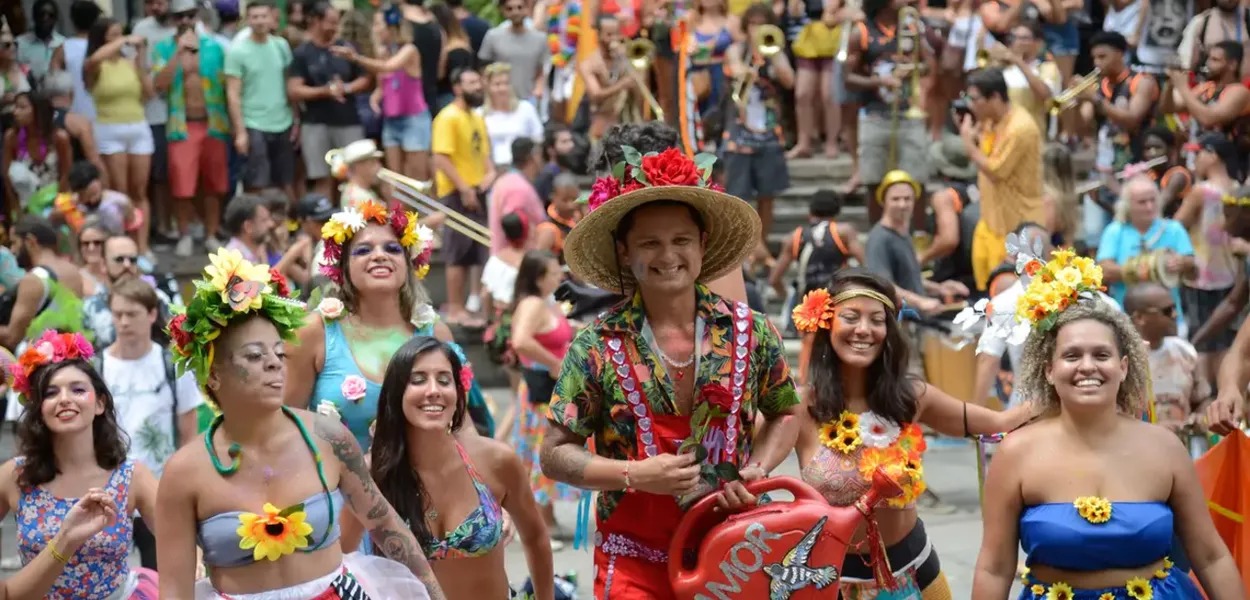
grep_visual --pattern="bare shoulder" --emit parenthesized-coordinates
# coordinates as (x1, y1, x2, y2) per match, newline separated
(465, 435, 522, 473)
(1126, 419, 1188, 457)
(994, 416, 1055, 461)
(160, 440, 210, 498)
(296, 311, 327, 345)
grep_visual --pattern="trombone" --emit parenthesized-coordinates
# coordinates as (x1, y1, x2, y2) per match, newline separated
(731, 24, 785, 113)
(324, 149, 492, 247)
(616, 39, 665, 121)
(1048, 68, 1102, 116)
(888, 6, 926, 169)
(834, 0, 862, 63)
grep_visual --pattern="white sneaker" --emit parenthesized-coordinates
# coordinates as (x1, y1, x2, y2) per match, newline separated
(466, 294, 482, 313)
(175, 236, 194, 258)
(205, 237, 223, 253)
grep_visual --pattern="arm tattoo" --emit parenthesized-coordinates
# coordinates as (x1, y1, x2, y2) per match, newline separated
(539, 425, 592, 486)
(313, 415, 447, 600)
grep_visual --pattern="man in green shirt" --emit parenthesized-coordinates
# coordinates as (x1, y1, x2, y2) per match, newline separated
(224, 0, 298, 203)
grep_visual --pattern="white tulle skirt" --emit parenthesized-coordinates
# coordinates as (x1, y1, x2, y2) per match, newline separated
(193, 553, 431, 599)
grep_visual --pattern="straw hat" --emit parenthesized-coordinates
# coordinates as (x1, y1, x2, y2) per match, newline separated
(875, 170, 923, 205)
(341, 139, 384, 165)
(563, 148, 761, 292)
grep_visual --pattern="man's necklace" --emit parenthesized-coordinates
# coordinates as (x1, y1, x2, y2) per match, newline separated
(643, 318, 704, 382)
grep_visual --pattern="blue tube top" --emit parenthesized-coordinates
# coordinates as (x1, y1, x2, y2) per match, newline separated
(1020, 501, 1173, 571)
(197, 489, 343, 568)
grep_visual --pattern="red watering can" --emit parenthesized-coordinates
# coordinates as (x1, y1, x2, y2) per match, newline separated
(668, 471, 902, 600)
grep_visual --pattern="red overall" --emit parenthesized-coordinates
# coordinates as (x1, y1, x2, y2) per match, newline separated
(592, 302, 753, 599)
(591, 414, 690, 599)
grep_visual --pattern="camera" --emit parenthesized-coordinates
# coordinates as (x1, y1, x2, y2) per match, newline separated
(951, 97, 975, 125)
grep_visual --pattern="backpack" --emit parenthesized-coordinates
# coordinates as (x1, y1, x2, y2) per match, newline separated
(794, 221, 850, 295)
(93, 346, 183, 445)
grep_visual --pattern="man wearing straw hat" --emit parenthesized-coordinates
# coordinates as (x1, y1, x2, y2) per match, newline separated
(540, 146, 799, 598)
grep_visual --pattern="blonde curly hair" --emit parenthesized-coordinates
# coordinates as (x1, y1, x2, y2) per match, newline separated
(1015, 300, 1150, 416)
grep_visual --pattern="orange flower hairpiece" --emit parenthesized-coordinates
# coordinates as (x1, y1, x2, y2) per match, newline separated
(792, 289, 835, 333)
(9, 331, 95, 401)
(791, 287, 897, 333)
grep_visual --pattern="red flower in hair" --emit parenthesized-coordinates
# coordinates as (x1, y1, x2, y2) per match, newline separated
(169, 314, 193, 351)
(641, 148, 701, 186)
(459, 364, 474, 392)
(269, 269, 290, 297)
(389, 204, 409, 235)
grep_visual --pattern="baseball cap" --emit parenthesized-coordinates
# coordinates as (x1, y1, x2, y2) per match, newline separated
(298, 193, 336, 222)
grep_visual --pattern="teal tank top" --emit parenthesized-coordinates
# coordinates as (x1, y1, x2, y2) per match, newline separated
(309, 318, 490, 451)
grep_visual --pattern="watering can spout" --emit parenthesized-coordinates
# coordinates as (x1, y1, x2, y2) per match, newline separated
(861, 468, 906, 511)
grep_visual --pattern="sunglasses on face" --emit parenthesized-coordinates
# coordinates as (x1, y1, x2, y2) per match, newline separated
(112, 255, 138, 265)
(174, 10, 197, 19)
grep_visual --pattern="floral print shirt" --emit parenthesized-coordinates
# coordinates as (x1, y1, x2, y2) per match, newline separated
(549, 284, 798, 521)
(151, 34, 230, 141)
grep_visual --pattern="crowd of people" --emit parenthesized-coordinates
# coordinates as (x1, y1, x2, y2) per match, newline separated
(0, 0, 1248, 598)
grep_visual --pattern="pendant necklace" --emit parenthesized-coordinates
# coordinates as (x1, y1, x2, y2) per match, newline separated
(643, 318, 704, 384)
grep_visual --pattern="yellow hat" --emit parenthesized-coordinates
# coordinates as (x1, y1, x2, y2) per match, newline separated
(875, 170, 923, 205)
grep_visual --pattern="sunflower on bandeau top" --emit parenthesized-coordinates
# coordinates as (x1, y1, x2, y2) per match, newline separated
(955, 236, 1106, 346)
(319, 199, 435, 285)
(167, 248, 306, 389)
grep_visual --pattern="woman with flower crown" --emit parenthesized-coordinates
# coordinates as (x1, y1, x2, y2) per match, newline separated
(155, 248, 445, 599)
(280, 198, 500, 547)
(0, 329, 160, 599)
(970, 248, 1243, 600)
(790, 268, 1036, 598)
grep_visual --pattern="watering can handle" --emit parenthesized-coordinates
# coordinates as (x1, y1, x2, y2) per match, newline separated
(667, 476, 825, 585)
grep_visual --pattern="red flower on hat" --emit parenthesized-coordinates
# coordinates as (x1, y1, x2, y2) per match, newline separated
(587, 176, 621, 212)
(641, 148, 701, 186)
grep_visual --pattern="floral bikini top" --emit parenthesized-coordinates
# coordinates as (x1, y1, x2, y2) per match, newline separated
(801, 410, 927, 509)
(421, 441, 503, 560)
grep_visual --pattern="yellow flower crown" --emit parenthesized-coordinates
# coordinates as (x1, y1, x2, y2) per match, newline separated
(1015, 249, 1105, 332)
(1221, 194, 1250, 207)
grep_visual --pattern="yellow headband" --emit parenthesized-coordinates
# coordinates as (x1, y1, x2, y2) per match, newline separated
(1222, 194, 1250, 207)
(792, 287, 896, 333)
(831, 288, 897, 312)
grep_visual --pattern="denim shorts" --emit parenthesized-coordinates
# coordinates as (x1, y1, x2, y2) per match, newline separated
(1043, 21, 1080, 57)
(381, 111, 432, 152)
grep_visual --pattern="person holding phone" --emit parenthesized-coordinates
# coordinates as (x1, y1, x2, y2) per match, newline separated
(152, 0, 231, 259)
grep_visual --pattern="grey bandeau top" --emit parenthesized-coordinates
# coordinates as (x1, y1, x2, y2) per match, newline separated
(196, 489, 343, 568)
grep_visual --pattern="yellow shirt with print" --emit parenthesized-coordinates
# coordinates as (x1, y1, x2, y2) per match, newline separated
(978, 103, 1044, 237)
(433, 103, 490, 198)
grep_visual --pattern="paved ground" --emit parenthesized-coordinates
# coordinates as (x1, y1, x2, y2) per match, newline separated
(0, 393, 1018, 598)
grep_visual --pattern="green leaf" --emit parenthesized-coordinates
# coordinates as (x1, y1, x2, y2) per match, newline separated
(694, 152, 717, 171)
(693, 444, 708, 464)
(622, 145, 643, 167)
(279, 503, 305, 517)
(306, 287, 323, 309)
(634, 169, 650, 186)
(700, 463, 718, 483)
(678, 438, 700, 455)
(612, 161, 627, 181)
(714, 462, 741, 482)
(692, 402, 710, 426)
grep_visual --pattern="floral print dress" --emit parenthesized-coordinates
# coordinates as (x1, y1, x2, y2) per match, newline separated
(15, 458, 159, 599)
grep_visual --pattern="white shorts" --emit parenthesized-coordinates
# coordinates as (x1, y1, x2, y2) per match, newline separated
(193, 554, 430, 599)
(94, 121, 155, 155)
